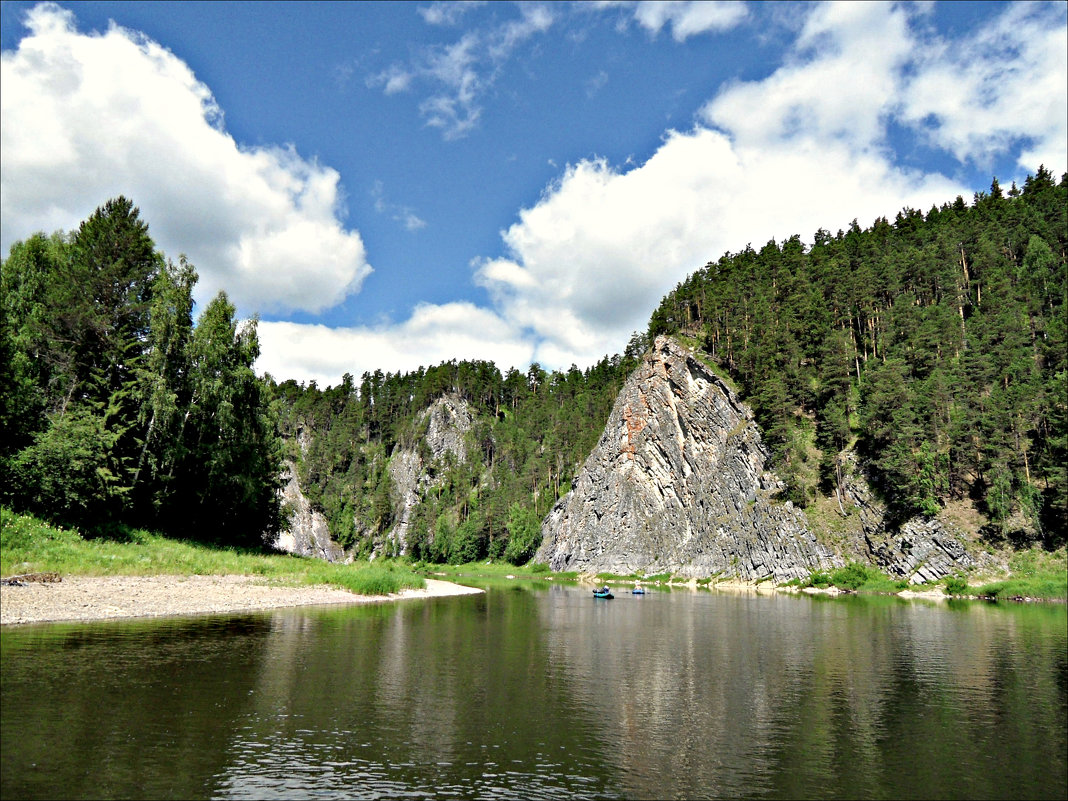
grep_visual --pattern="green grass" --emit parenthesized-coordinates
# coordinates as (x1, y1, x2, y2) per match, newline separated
(595, 571, 643, 582)
(415, 559, 574, 580)
(973, 547, 1067, 601)
(791, 562, 909, 593)
(0, 508, 424, 596)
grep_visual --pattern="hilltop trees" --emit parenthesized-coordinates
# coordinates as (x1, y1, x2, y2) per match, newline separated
(647, 168, 1066, 546)
(0, 198, 282, 545)
(4, 173, 1063, 562)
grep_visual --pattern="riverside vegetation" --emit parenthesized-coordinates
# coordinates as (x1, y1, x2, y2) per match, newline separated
(0, 508, 423, 597)
(1, 173, 1065, 596)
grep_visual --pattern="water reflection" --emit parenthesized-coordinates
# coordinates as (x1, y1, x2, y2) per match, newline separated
(2, 588, 1065, 800)
(536, 590, 1067, 799)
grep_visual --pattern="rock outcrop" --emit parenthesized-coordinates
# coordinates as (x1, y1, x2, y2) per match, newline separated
(385, 393, 473, 555)
(841, 466, 975, 583)
(535, 336, 839, 581)
(274, 457, 346, 562)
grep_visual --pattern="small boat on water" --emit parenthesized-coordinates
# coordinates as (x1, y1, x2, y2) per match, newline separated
(631, 587, 646, 595)
(593, 587, 614, 599)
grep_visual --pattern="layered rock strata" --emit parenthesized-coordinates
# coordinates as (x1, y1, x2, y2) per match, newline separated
(274, 458, 346, 562)
(841, 466, 976, 583)
(535, 336, 839, 581)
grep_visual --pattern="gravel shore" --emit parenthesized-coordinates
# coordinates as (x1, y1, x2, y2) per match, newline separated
(0, 574, 482, 626)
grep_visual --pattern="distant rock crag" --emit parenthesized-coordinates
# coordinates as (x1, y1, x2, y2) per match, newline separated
(535, 336, 838, 581)
(386, 393, 473, 555)
(274, 430, 345, 562)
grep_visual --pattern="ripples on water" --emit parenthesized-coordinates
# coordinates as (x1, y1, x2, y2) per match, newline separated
(2, 587, 1065, 800)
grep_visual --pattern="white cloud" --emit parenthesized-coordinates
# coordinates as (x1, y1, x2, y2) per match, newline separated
(472, 0, 1066, 371)
(371, 3, 554, 140)
(0, 3, 371, 315)
(419, 1, 487, 28)
(701, 1, 914, 151)
(5, 2, 1064, 390)
(263, 0, 1066, 384)
(256, 303, 534, 387)
(899, 1, 1068, 171)
(475, 127, 962, 369)
(633, 1, 749, 41)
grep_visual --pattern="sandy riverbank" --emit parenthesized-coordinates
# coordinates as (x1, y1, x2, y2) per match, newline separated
(0, 574, 483, 626)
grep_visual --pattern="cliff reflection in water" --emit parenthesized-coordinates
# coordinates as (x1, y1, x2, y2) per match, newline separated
(212, 591, 620, 799)
(536, 587, 1067, 800)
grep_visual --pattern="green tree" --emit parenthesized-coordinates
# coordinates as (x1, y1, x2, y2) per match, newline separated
(166, 292, 283, 544)
(503, 503, 541, 565)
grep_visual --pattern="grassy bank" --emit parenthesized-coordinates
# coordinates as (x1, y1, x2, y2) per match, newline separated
(788, 552, 1067, 601)
(414, 560, 578, 581)
(0, 508, 424, 596)
(972, 547, 1068, 601)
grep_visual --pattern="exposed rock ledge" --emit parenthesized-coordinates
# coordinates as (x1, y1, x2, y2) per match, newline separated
(535, 336, 839, 581)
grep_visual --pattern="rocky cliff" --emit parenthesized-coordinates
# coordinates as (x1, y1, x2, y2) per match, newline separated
(840, 464, 978, 584)
(271, 395, 475, 561)
(385, 393, 473, 556)
(273, 430, 346, 561)
(535, 336, 839, 581)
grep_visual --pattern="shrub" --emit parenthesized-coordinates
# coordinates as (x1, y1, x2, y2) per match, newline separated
(807, 570, 832, 588)
(829, 561, 876, 590)
(943, 576, 969, 596)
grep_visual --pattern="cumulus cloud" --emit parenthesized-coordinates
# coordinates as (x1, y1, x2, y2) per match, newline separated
(632, 1, 749, 41)
(476, 128, 962, 368)
(474, 1, 1066, 370)
(256, 303, 534, 387)
(702, 1, 914, 151)
(0, 3, 371, 315)
(5, 2, 1064, 389)
(264, 0, 1066, 384)
(899, 1, 1067, 171)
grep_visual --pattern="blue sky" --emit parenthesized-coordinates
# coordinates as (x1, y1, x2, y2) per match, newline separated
(2, 1, 1066, 387)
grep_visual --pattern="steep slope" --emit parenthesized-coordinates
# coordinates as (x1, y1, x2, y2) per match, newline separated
(272, 430, 346, 561)
(535, 336, 839, 580)
(385, 393, 473, 556)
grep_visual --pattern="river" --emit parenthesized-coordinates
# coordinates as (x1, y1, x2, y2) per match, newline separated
(2, 581, 1065, 799)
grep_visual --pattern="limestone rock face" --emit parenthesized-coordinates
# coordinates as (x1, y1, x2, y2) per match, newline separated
(535, 336, 838, 581)
(841, 466, 975, 583)
(386, 393, 473, 555)
(274, 458, 346, 562)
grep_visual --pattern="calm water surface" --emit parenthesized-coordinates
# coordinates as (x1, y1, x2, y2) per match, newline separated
(2, 583, 1065, 800)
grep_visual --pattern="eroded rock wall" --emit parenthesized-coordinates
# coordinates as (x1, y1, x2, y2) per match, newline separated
(274, 457, 346, 562)
(386, 393, 473, 555)
(535, 336, 839, 581)
(841, 465, 976, 583)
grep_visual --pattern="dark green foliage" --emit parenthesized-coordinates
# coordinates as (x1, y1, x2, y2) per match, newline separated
(943, 576, 969, 596)
(648, 170, 1067, 546)
(272, 343, 640, 562)
(828, 562, 879, 591)
(1, 198, 283, 546)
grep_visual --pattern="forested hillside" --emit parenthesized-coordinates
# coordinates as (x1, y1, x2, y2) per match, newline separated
(648, 169, 1066, 546)
(0, 198, 283, 544)
(271, 342, 643, 563)
(3, 172, 1064, 561)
